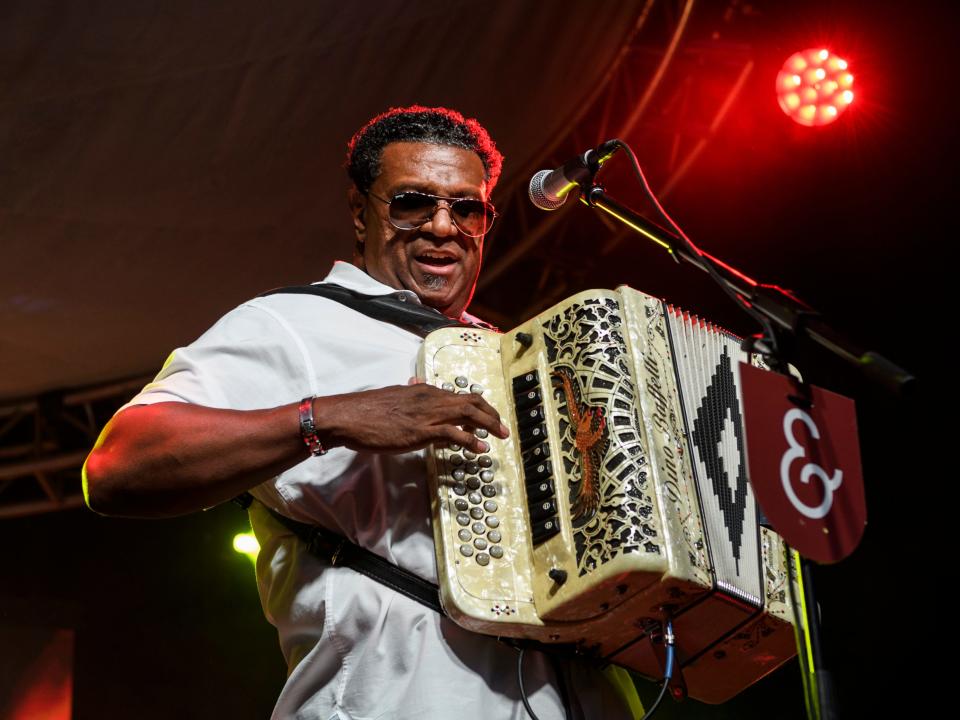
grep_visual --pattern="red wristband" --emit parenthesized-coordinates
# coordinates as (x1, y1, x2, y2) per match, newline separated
(298, 396, 327, 457)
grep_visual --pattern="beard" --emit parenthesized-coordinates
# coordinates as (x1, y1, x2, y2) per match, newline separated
(421, 273, 447, 291)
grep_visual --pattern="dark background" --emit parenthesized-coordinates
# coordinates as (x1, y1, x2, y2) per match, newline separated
(0, 1, 946, 718)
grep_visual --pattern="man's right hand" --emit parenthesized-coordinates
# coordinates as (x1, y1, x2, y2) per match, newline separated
(315, 384, 510, 455)
(83, 384, 509, 518)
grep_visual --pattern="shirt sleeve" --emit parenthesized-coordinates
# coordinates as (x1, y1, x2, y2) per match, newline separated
(123, 302, 310, 412)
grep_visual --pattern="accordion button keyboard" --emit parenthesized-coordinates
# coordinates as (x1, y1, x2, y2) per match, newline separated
(467, 491, 482, 504)
(458, 529, 471, 542)
(455, 498, 468, 511)
(473, 538, 488, 551)
(478, 455, 493, 468)
(456, 513, 470, 526)
(476, 552, 490, 566)
(459, 544, 474, 557)
(487, 530, 502, 543)
(466, 477, 481, 490)
(451, 468, 465, 482)
(469, 507, 484, 520)
(480, 469, 494, 483)
(485, 516, 500, 529)
(481, 485, 496, 498)
(483, 500, 498, 513)
(452, 482, 467, 496)
(488, 545, 503, 559)
(472, 521, 486, 535)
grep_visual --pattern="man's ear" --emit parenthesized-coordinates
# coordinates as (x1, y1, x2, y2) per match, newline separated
(347, 186, 367, 264)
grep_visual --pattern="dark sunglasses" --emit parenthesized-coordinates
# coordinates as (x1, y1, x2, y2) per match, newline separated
(368, 191, 497, 238)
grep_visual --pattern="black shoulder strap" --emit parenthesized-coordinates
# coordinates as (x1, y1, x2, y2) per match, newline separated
(259, 282, 469, 338)
(242, 494, 444, 613)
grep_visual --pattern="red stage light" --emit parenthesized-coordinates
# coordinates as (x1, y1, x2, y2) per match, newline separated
(777, 49, 854, 127)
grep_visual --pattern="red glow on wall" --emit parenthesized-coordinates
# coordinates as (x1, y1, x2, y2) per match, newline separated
(777, 49, 854, 127)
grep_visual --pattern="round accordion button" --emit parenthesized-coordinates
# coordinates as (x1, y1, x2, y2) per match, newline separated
(456, 513, 470, 526)
(476, 552, 490, 566)
(455, 376, 469, 388)
(458, 529, 471, 542)
(489, 546, 503, 559)
(459, 544, 474, 557)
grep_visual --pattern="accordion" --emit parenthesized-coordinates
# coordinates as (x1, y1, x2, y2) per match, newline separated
(417, 287, 799, 703)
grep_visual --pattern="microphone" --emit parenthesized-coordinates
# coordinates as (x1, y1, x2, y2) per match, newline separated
(528, 139, 621, 211)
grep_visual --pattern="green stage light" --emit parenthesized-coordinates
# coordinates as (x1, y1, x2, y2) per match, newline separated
(233, 532, 260, 562)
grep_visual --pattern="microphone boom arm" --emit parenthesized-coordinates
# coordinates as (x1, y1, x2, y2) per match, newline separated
(581, 184, 915, 395)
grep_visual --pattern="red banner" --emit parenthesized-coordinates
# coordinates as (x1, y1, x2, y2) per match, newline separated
(740, 363, 866, 563)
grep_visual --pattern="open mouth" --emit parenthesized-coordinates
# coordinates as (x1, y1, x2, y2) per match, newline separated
(414, 253, 458, 269)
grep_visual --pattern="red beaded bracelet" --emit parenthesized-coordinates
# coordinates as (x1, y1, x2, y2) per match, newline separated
(298, 396, 327, 456)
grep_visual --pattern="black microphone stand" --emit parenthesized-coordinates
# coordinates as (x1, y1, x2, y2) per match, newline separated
(557, 153, 915, 719)
(580, 185, 914, 395)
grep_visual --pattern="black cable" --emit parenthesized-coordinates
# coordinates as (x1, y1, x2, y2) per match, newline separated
(638, 618, 676, 720)
(517, 647, 543, 720)
(642, 677, 672, 719)
(517, 646, 574, 720)
(607, 139, 777, 345)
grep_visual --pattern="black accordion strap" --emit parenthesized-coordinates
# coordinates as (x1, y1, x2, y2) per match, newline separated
(243, 494, 444, 615)
(258, 282, 489, 337)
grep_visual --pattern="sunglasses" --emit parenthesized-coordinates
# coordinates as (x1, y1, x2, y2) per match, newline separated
(368, 191, 497, 238)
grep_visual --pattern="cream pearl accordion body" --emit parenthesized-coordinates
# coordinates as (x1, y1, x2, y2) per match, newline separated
(417, 286, 801, 704)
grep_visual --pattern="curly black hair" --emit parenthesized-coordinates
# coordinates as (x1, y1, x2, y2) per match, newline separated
(346, 105, 503, 194)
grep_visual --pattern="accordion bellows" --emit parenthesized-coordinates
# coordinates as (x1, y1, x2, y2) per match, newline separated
(418, 287, 799, 703)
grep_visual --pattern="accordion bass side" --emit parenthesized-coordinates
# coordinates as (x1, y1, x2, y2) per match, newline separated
(417, 287, 800, 703)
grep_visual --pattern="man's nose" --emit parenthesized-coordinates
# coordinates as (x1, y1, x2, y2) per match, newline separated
(422, 201, 458, 237)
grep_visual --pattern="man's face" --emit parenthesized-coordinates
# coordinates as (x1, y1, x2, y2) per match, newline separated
(350, 142, 488, 319)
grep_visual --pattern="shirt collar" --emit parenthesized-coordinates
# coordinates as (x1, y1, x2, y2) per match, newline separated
(318, 260, 494, 328)
(319, 261, 422, 305)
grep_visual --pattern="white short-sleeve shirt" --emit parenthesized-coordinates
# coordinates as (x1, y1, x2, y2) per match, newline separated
(126, 261, 634, 720)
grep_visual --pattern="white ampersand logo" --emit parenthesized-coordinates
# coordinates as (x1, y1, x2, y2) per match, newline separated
(780, 408, 843, 519)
